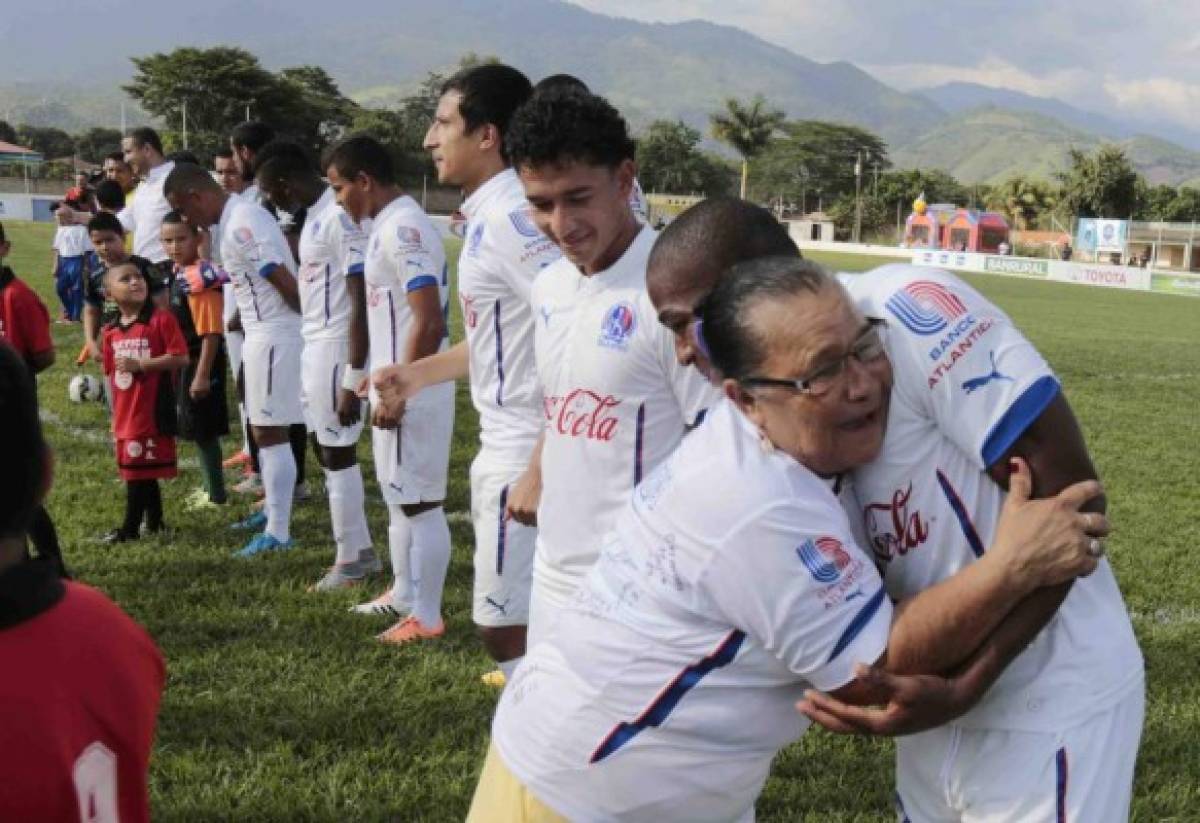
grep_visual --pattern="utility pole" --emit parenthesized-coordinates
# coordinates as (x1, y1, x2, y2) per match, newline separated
(182, 99, 188, 149)
(854, 150, 864, 243)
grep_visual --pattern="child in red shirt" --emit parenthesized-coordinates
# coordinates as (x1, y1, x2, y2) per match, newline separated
(101, 262, 188, 543)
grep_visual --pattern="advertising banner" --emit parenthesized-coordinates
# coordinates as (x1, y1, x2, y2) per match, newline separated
(983, 256, 1049, 277)
(1075, 218, 1129, 255)
(1151, 272, 1200, 297)
(1047, 261, 1151, 291)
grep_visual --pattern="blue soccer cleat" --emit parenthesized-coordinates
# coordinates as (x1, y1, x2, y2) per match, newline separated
(230, 510, 267, 532)
(233, 532, 294, 558)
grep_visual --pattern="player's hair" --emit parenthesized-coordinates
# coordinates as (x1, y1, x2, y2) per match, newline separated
(213, 146, 234, 161)
(533, 73, 589, 95)
(442, 64, 533, 161)
(648, 197, 800, 292)
(102, 260, 142, 287)
(506, 87, 636, 171)
(254, 140, 316, 186)
(125, 127, 163, 156)
(161, 210, 196, 231)
(167, 149, 200, 165)
(87, 211, 125, 237)
(95, 179, 126, 211)
(323, 135, 395, 186)
(230, 121, 276, 154)
(105, 151, 128, 167)
(0, 341, 50, 539)
(163, 162, 221, 200)
(697, 256, 832, 381)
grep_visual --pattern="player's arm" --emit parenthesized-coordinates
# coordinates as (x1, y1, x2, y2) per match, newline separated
(506, 431, 544, 526)
(371, 340, 469, 410)
(338, 272, 369, 425)
(403, 284, 446, 365)
(262, 264, 301, 313)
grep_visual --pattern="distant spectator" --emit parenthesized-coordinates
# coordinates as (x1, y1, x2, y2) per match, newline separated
(50, 207, 89, 322)
(1060, 241, 1073, 261)
(997, 240, 1010, 256)
(103, 152, 136, 198)
(212, 147, 245, 196)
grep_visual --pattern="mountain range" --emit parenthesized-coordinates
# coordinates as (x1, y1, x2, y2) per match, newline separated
(2, 0, 1198, 187)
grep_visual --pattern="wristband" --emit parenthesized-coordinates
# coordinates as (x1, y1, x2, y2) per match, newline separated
(341, 366, 366, 392)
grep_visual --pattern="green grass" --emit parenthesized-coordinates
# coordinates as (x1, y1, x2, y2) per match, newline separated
(4, 220, 1198, 821)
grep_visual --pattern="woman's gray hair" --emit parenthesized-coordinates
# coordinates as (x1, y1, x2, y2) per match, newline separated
(696, 256, 835, 381)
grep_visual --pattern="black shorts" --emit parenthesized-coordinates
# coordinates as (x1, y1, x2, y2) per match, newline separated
(177, 345, 230, 442)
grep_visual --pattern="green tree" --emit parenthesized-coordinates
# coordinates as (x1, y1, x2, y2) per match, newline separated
(74, 127, 123, 163)
(875, 168, 966, 210)
(15, 125, 74, 160)
(277, 66, 359, 152)
(637, 120, 730, 196)
(0, 120, 16, 144)
(749, 120, 889, 208)
(827, 192, 891, 241)
(986, 176, 1059, 230)
(709, 95, 784, 198)
(1056, 145, 1140, 218)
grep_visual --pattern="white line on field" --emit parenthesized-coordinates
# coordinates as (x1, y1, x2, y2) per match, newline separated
(1129, 607, 1200, 627)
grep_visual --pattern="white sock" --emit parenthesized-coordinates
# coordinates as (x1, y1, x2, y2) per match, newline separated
(238, 402, 250, 453)
(498, 656, 522, 679)
(259, 442, 296, 542)
(326, 465, 370, 564)
(409, 506, 451, 627)
(387, 505, 414, 607)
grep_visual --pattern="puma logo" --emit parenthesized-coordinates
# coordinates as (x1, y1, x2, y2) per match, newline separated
(961, 351, 1014, 394)
(485, 595, 511, 616)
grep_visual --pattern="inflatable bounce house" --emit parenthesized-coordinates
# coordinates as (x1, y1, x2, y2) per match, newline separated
(903, 194, 1010, 253)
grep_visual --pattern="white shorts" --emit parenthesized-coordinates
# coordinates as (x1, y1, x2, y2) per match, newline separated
(242, 338, 304, 426)
(894, 682, 1144, 823)
(470, 455, 537, 628)
(302, 338, 365, 448)
(370, 381, 454, 505)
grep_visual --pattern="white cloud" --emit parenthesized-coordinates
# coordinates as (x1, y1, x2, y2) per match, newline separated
(1104, 78, 1200, 127)
(861, 58, 1092, 100)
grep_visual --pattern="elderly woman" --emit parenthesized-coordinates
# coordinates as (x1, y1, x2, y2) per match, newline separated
(467, 258, 1108, 823)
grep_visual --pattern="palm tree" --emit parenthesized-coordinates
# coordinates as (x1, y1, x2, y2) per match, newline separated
(986, 176, 1059, 231)
(710, 95, 785, 199)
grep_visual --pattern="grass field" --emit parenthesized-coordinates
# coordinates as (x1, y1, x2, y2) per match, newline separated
(4, 219, 1199, 821)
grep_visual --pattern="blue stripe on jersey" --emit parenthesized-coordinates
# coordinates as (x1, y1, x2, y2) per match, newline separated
(346, 262, 365, 276)
(256, 262, 276, 278)
(330, 362, 339, 414)
(589, 629, 746, 764)
(1056, 747, 1069, 823)
(266, 345, 275, 395)
(895, 791, 912, 823)
(633, 403, 646, 485)
(828, 586, 886, 663)
(246, 276, 262, 320)
(405, 274, 438, 292)
(496, 486, 508, 575)
(936, 469, 985, 558)
(387, 292, 397, 364)
(493, 299, 506, 407)
(981, 375, 1060, 468)
(324, 264, 331, 323)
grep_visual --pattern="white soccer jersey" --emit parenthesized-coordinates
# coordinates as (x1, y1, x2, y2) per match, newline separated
(364, 195, 449, 394)
(531, 226, 718, 603)
(494, 400, 892, 822)
(845, 264, 1142, 732)
(216, 194, 300, 342)
(117, 160, 174, 263)
(53, 225, 90, 257)
(458, 169, 561, 463)
(297, 187, 368, 343)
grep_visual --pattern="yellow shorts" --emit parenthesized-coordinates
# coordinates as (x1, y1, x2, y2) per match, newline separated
(466, 742, 567, 823)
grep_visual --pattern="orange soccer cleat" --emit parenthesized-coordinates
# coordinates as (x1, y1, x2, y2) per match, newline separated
(376, 615, 444, 646)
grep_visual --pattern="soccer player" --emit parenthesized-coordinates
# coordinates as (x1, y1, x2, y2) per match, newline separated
(214, 147, 246, 196)
(50, 204, 89, 322)
(472, 257, 1109, 822)
(647, 200, 1144, 821)
(0, 341, 164, 823)
(504, 87, 717, 644)
(0, 221, 55, 375)
(230, 121, 276, 204)
(255, 142, 379, 589)
(325, 135, 454, 644)
(160, 211, 230, 509)
(373, 64, 559, 677)
(164, 163, 305, 557)
(119, 128, 175, 276)
(100, 262, 189, 543)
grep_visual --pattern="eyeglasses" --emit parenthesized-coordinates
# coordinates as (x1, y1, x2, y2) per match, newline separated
(741, 318, 887, 398)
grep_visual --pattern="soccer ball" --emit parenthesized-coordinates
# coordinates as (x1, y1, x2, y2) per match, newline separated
(68, 374, 105, 403)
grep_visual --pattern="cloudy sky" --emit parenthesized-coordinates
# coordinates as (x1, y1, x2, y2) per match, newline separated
(573, 0, 1200, 133)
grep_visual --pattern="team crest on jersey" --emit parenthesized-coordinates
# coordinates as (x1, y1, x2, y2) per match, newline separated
(797, 537, 853, 584)
(468, 222, 486, 257)
(308, 219, 321, 237)
(397, 226, 422, 248)
(125, 439, 144, 459)
(885, 280, 968, 336)
(233, 226, 254, 245)
(508, 208, 541, 238)
(598, 302, 637, 350)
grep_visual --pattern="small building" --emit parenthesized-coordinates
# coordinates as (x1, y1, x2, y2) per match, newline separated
(786, 211, 836, 243)
(0, 140, 44, 169)
(645, 193, 704, 226)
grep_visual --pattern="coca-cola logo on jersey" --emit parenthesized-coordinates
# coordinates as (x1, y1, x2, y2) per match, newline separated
(863, 483, 929, 563)
(544, 389, 622, 441)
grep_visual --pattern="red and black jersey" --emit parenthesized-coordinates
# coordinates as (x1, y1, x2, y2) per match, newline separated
(0, 559, 165, 823)
(102, 305, 187, 440)
(0, 266, 53, 363)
